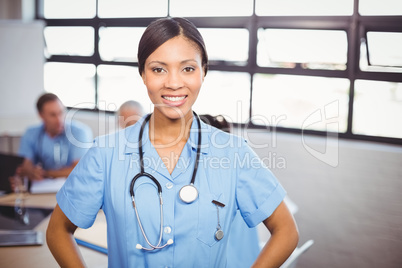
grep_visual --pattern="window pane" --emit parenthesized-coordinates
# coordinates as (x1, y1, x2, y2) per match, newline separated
(44, 0, 96, 18)
(353, 80, 402, 138)
(193, 71, 250, 124)
(170, 0, 253, 17)
(199, 28, 249, 65)
(44, 62, 96, 108)
(367, 32, 402, 67)
(252, 74, 349, 132)
(99, 27, 146, 62)
(98, 0, 167, 18)
(359, 0, 402, 15)
(256, 0, 353, 16)
(44, 27, 94, 57)
(97, 65, 152, 113)
(360, 33, 402, 73)
(257, 29, 347, 70)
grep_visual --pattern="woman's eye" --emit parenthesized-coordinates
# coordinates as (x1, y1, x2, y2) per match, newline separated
(152, 67, 164, 73)
(183, 67, 195, 72)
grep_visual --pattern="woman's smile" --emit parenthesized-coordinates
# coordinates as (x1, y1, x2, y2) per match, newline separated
(162, 95, 188, 106)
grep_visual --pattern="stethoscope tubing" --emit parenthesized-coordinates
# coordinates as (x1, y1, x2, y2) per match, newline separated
(190, 113, 202, 185)
(130, 172, 162, 197)
(129, 111, 202, 250)
(132, 192, 165, 250)
(36, 126, 68, 168)
(131, 111, 202, 198)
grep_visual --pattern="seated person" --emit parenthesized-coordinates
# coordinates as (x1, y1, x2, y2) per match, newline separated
(18, 93, 93, 181)
(117, 100, 144, 129)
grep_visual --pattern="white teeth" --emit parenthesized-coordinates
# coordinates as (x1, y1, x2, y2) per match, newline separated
(163, 96, 185, 102)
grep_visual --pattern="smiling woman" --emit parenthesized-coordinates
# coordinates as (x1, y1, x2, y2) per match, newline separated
(141, 36, 204, 121)
(46, 17, 299, 268)
(137, 17, 208, 122)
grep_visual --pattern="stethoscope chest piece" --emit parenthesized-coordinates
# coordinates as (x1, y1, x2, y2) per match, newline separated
(130, 112, 202, 250)
(179, 184, 198, 203)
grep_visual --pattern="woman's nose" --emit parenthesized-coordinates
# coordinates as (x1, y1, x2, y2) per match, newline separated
(165, 71, 183, 90)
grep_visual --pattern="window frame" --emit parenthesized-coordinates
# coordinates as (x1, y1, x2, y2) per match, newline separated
(35, 0, 402, 145)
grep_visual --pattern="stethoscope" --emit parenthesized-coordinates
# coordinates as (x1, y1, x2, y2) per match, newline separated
(35, 126, 68, 168)
(129, 111, 202, 251)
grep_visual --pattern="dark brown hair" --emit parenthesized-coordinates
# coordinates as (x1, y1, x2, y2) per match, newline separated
(137, 17, 208, 76)
(200, 114, 231, 133)
(36, 93, 61, 112)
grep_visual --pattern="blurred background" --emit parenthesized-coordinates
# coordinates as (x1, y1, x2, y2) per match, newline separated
(0, 0, 401, 267)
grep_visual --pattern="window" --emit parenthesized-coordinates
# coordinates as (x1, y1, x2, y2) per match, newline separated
(252, 74, 349, 132)
(97, 0, 167, 18)
(257, 29, 347, 70)
(359, 0, 402, 16)
(43, 0, 96, 18)
(199, 28, 249, 65)
(44, 62, 96, 109)
(170, 0, 253, 17)
(98, 27, 145, 62)
(193, 71, 250, 123)
(360, 32, 402, 73)
(97, 65, 152, 112)
(44, 27, 94, 57)
(256, 0, 353, 16)
(353, 80, 402, 138)
(38, 1, 402, 144)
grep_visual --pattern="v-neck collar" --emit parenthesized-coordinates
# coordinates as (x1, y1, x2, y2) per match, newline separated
(123, 114, 210, 181)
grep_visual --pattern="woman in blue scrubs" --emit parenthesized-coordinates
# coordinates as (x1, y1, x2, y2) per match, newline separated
(47, 17, 299, 267)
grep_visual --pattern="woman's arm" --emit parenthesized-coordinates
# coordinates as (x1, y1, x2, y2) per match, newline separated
(46, 204, 86, 267)
(252, 201, 299, 268)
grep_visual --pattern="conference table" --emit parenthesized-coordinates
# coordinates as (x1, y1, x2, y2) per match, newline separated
(0, 191, 301, 268)
(0, 192, 108, 267)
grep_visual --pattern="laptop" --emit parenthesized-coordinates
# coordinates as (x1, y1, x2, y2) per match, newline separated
(0, 230, 43, 247)
(0, 153, 24, 194)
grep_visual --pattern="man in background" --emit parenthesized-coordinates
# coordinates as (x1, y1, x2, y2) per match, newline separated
(117, 100, 144, 129)
(18, 93, 93, 181)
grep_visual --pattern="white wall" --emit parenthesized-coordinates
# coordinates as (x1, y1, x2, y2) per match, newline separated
(0, 20, 45, 135)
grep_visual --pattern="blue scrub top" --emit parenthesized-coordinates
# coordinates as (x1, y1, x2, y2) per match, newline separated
(18, 121, 93, 170)
(227, 211, 261, 267)
(57, 115, 286, 268)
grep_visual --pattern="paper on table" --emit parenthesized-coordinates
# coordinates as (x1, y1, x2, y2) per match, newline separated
(30, 177, 67, 194)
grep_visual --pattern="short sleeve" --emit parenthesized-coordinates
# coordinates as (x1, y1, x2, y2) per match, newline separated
(236, 139, 286, 228)
(56, 138, 104, 229)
